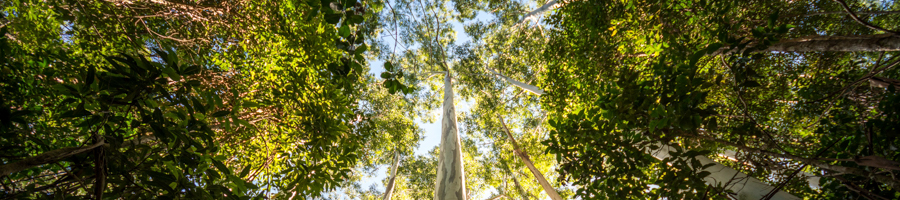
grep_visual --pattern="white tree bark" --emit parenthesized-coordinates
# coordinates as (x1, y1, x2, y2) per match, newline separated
(490, 77, 799, 199)
(434, 73, 467, 200)
(498, 118, 563, 200)
(384, 151, 402, 200)
(515, 0, 560, 27)
(718, 149, 821, 189)
(645, 143, 801, 200)
(486, 67, 544, 95)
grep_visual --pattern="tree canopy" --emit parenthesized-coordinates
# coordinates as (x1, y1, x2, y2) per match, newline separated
(2, 0, 899, 199)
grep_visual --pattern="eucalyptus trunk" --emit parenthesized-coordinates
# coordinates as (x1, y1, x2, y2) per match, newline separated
(493, 78, 799, 199)
(499, 118, 563, 200)
(384, 151, 401, 200)
(719, 149, 820, 189)
(646, 143, 801, 200)
(434, 73, 467, 200)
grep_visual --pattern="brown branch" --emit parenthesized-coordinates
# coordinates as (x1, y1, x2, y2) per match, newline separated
(833, 176, 891, 200)
(0, 141, 106, 177)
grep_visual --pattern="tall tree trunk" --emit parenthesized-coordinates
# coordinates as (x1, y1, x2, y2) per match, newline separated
(713, 34, 900, 55)
(498, 118, 563, 200)
(0, 141, 105, 177)
(384, 151, 401, 200)
(434, 73, 467, 200)
(645, 143, 801, 200)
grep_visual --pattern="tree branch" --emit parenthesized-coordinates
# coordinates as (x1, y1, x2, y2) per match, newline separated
(0, 141, 106, 177)
(833, 0, 900, 35)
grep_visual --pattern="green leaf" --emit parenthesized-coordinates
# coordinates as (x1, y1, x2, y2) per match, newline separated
(384, 61, 394, 71)
(698, 171, 711, 178)
(240, 164, 252, 178)
(212, 160, 231, 176)
(211, 110, 230, 117)
(348, 14, 364, 24)
(380, 72, 392, 79)
(704, 43, 724, 55)
(162, 67, 181, 81)
(85, 66, 96, 86)
(339, 26, 351, 38)
(768, 12, 779, 28)
(325, 14, 342, 24)
(355, 44, 367, 54)
(191, 98, 207, 113)
(242, 101, 259, 108)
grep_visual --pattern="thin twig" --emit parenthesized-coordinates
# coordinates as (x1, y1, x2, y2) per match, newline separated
(833, 0, 900, 35)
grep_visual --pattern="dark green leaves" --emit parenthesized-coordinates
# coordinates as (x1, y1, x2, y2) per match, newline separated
(211, 110, 230, 117)
(347, 15, 364, 24)
(384, 61, 394, 71)
(325, 14, 342, 24)
(379, 61, 413, 95)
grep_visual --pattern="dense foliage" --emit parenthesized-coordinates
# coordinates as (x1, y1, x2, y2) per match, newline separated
(542, 0, 900, 199)
(0, 0, 392, 198)
(2, 0, 899, 199)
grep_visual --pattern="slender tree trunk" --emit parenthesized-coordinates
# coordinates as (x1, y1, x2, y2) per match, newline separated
(384, 151, 401, 200)
(645, 143, 801, 200)
(487, 68, 544, 95)
(0, 141, 105, 177)
(498, 118, 563, 200)
(516, 0, 560, 27)
(713, 34, 900, 55)
(434, 73, 467, 200)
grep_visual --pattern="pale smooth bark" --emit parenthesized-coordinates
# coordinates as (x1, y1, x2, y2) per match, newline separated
(498, 118, 563, 200)
(515, 0, 560, 27)
(0, 141, 106, 177)
(434, 73, 467, 200)
(719, 150, 821, 189)
(645, 143, 801, 200)
(384, 151, 401, 200)
(491, 78, 797, 199)
(713, 34, 900, 55)
(487, 68, 544, 95)
(700, 135, 900, 191)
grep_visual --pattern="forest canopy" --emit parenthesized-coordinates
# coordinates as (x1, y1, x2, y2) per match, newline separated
(1, 0, 899, 199)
